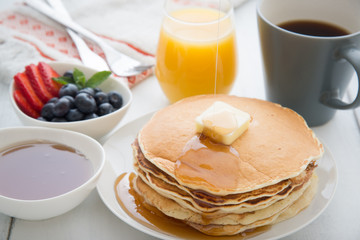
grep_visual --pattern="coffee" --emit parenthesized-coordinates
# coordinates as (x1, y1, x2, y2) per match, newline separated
(278, 20, 350, 37)
(258, 0, 360, 126)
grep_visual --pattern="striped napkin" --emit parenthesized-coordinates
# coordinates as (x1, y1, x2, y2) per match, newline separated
(0, 1, 156, 88)
(0, 0, 247, 87)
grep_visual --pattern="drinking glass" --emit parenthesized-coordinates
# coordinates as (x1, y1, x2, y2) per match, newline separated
(155, 0, 237, 103)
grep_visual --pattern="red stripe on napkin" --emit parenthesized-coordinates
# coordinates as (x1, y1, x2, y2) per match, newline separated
(14, 36, 56, 61)
(98, 34, 155, 58)
(0, 11, 154, 88)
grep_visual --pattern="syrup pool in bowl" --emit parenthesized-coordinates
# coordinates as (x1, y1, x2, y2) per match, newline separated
(0, 140, 93, 200)
(0, 126, 105, 220)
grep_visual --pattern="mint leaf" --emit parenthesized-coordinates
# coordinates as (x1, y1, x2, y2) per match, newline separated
(86, 71, 112, 88)
(52, 76, 74, 85)
(73, 68, 86, 89)
(52, 68, 112, 90)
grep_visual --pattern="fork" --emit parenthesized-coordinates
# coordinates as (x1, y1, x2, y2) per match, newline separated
(45, 0, 109, 71)
(26, 0, 154, 77)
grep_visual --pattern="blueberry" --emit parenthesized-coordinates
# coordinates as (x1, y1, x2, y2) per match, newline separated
(94, 87, 102, 93)
(47, 97, 58, 104)
(41, 102, 55, 120)
(37, 116, 47, 121)
(84, 113, 99, 120)
(63, 70, 73, 79)
(78, 87, 95, 96)
(108, 91, 123, 109)
(75, 93, 97, 114)
(51, 117, 67, 122)
(53, 97, 71, 117)
(66, 108, 84, 121)
(62, 95, 75, 109)
(97, 103, 113, 116)
(94, 92, 109, 106)
(59, 83, 78, 98)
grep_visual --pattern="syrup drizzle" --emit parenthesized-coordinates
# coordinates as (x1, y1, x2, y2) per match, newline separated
(214, 0, 221, 95)
(114, 172, 270, 239)
(174, 134, 241, 190)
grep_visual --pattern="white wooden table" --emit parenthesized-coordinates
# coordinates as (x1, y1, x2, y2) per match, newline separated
(1, 0, 360, 239)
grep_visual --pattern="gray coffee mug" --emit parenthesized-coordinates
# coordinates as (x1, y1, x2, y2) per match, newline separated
(257, 0, 360, 126)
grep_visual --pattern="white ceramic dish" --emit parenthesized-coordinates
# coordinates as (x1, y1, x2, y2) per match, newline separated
(10, 61, 132, 140)
(0, 126, 106, 220)
(97, 112, 338, 240)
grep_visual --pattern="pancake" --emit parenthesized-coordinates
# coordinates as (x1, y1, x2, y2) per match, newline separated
(133, 138, 293, 206)
(274, 174, 319, 224)
(133, 172, 317, 235)
(133, 150, 316, 215)
(126, 95, 323, 236)
(186, 175, 318, 236)
(138, 95, 323, 195)
(133, 170, 315, 226)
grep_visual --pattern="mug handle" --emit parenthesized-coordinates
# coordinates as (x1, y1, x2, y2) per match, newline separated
(320, 46, 360, 109)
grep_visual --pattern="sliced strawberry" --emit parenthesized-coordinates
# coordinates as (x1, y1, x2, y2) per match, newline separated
(13, 89, 40, 118)
(14, 72, 44, 112)
(25, 64, 54, 103)
(37, 62, 63, 96)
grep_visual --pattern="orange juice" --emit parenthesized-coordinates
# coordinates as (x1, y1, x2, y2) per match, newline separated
(155, 7, 237, 103)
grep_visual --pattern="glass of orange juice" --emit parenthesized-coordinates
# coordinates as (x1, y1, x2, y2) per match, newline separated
(155, 0, 237, 103)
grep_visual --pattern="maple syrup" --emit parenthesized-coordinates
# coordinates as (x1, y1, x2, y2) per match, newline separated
(114, 172, 270, 239)
(0, 140, 93, 200)
(174, 134, 241, 191)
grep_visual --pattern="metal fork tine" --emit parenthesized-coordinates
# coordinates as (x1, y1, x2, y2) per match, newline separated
(45, 0, 109, 71)
(134, 65, 154, 71)
(25, 0, 154, 77)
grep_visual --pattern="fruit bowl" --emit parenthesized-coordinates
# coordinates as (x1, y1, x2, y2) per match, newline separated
(0, 126, 105, 220)
(10, 61, 132, 140)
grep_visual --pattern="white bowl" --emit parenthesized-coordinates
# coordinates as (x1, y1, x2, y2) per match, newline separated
(0, 126, 105, 220)
(10, 62, 132, 140)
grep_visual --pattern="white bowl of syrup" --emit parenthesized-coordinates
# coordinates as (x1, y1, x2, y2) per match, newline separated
(0, 126, 105, 220)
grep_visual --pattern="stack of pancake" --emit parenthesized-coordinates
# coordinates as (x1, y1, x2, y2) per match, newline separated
(131, 95, 323, 236)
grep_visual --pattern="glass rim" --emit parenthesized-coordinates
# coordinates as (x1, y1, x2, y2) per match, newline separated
(163, 0, 234, 26)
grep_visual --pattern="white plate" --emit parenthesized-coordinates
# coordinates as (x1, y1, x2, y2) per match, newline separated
(97, 112, 338, 240)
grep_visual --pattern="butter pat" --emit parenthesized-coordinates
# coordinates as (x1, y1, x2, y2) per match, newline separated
(195, 101, 251, 145)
